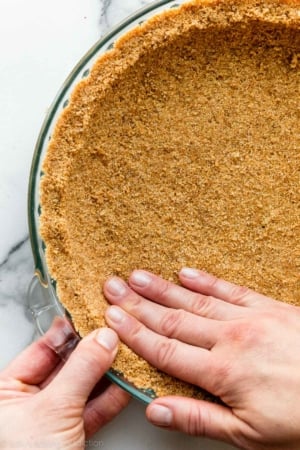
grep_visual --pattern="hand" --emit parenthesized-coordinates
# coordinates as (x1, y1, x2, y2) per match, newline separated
(0, 317, 130, 450)
(104, 268, 300, 450)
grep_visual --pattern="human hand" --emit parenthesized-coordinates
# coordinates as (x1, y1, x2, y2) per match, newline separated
(0, 317, 130, 450)
(104, 268, 300, 450)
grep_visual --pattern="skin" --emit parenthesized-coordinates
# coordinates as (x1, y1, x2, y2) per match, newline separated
(103, 267, 300, 450)
(0, 317, 130, 450)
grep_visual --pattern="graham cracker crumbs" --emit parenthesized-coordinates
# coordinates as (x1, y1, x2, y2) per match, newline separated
(40, 0, 300, 399)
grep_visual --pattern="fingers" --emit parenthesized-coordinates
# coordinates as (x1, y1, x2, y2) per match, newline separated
(179, 268, 271, 307)
(146, 397, 245, 447)
(105, 272, 244, 321)
(104, 277, 223, 348)
(84, 384, 130, 437)
(105, 306, 217, 392)
(129, 270, 246, 319)
(1, 317, 74, 385)
(47, 328, 119, 403)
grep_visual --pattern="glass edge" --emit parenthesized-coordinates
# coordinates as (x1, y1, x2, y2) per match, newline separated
(105, 371, 154, 405)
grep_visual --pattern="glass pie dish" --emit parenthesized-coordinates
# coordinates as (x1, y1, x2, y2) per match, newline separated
(27, 0, 185, 404)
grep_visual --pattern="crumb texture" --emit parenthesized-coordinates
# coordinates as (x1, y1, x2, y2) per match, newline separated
(40, 0, 300, 398)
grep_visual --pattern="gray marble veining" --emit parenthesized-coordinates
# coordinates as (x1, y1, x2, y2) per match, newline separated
(0, 238, 33, 306)
(100, 0, 156, 30)
(0, 238, 35, 369)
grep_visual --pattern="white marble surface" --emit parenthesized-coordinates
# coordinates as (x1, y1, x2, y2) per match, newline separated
(0, 1, 236, 449)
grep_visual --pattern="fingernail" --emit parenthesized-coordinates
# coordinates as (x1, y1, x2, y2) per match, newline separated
(148, 404, 173, 427)
(106, 306, 125, 323)
(106, 278, 127, 296)
(45, 317, 76, 350)
(96, 328, 118, 351)
(131, 270, 151, 287)
(180, 267, 200, 279)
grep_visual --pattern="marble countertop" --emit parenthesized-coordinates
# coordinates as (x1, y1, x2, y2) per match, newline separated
(0, 1, 235, 448)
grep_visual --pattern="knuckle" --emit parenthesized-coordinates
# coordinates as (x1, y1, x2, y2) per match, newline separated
(126, 293, 143, 314)
(207, 274, 219, 289)
(209, 361, 233, 395)
(229, 284, 251, 303)
(157, 281, 173, 301)
(159, 309, 185, 338)
(85, 403, 106, 432)
(190, 294, 215, 317)
(216, 361, 232, 381)
(186, 402, 209, 436)
(127, 321, 145, 348)
(155, 339, 178, 370)
(224, 320, 261, 348)
(104, 385, 130, 413)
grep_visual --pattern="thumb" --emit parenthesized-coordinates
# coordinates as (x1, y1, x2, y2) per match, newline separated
(146, 397, 244, 447)
(47, 327, 119, 403)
